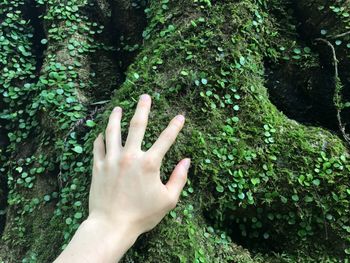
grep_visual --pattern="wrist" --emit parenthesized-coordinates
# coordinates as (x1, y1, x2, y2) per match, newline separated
(86, 213, 140, 235)
(78, 216, 140, 261)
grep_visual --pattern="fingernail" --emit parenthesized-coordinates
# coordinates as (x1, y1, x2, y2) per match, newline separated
(176, 115, 185, 123)
(113, 106, 122, 112)
(183, 158, 191, 170)
(140, 94, 150, 101)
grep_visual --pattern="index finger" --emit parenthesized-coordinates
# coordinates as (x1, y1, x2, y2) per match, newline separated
(147, 114, 185, 161)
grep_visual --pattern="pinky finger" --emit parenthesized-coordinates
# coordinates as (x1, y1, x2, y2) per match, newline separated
(165, 158, 190, 207)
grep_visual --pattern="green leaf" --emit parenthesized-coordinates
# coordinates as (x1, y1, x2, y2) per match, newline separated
(66, 97, 76, 103)
(304, 196, 313, 202)
(216, 185, 224, 193)
(86, 120, 96, 127)
(292, 194, 299, 202)
(180, 70, 189, 76)
(73, 145, 83, 154)
(293, 48, 301, 54)
(238, 192, 245, 200)
(18, 45, 26, 53)
(239, 56, 246, 65)
(74, 201, 82, 207)
(74, 212, 83, 219)
(25, 177, 32, 183)
(133, 73, 140, 79)
(280, 196, 288, 203)
(304, 47, 311, 53)
(312, 179, 320, 186)
(232, 117, 239, 123)
(251, 178, 260, 185)
(206, 90, 212, 96)
(41, 39, 48, 44)
(56, 89, 64, 95)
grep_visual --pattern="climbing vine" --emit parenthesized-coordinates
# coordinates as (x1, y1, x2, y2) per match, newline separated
(1, 0, 350, 262)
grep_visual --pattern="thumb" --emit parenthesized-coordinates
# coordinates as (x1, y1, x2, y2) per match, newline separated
(165, 158, 191, 203)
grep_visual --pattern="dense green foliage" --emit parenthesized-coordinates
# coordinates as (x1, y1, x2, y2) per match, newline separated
(1, 0, 350, 262)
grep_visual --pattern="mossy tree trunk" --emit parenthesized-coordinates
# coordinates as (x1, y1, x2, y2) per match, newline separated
(1, 0, 350, 262)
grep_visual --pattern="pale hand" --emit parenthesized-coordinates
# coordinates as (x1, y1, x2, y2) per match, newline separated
(54, 94, 190, 263)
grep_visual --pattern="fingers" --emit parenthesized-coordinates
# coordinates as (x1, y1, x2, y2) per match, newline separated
(105, 106, 123, 157)
(93, 133, 105, 164)
(147, 114, 185, 161)
(124, 94, 152, 150)
(165, 158, 190, 205)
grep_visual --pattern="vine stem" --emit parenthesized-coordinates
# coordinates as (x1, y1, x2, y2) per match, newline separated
(332, 30, 350, 39)
(314, 38, 350, 147)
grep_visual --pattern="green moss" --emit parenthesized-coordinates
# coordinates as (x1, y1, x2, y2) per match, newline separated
(101, 0, 350, 260)
(122, 199, 256, 263)
(1, 0, 350, 262)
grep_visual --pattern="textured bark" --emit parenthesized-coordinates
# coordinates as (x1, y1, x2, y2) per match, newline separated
(1, 0, 350, 262)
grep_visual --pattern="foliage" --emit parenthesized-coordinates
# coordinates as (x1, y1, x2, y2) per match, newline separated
(1, 0, 350, 262)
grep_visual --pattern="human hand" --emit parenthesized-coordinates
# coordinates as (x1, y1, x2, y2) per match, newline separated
(54, 94, 190, 263)
(88, 93, 190, 237)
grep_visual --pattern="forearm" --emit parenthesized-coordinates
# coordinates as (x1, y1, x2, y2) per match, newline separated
(54, 217, 139, 263)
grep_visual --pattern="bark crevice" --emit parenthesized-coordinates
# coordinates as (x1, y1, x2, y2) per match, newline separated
(265, 0, 350, 140)
(22, 0, 46, 77)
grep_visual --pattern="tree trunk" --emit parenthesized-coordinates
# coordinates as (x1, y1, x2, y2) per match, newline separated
(1, 0, 350, 262)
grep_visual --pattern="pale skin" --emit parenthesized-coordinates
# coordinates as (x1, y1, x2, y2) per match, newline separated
(54, 94, 190, 263)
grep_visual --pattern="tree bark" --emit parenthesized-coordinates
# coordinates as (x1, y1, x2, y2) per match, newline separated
(1, 0, 350, 262)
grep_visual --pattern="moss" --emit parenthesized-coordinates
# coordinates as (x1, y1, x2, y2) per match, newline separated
(100, 0, 350, 260)
(121, 198, 256, 263)
(1, 0, 350, 262)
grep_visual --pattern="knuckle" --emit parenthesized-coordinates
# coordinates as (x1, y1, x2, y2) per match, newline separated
(104, 155, 116, 166)
(93, 160, 104, 171)
(130, 118, 145, 128)
(163, 127, 175, 139)
(160, 129, 176, 145)
(142, 155, 159, 171)
(118, 152, 138, 167)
